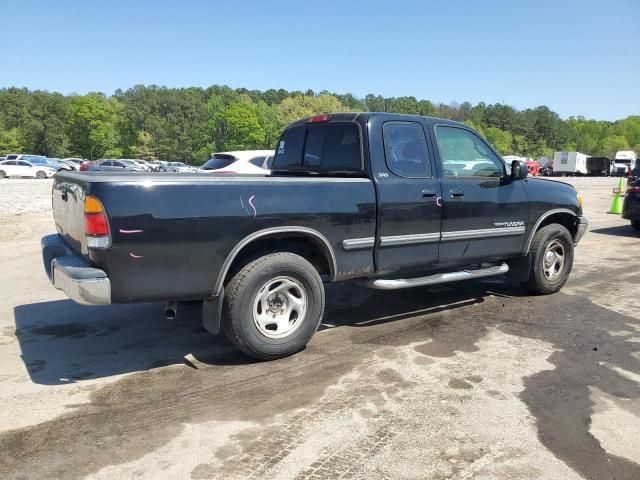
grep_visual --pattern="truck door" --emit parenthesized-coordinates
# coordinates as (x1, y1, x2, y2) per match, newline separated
(373, 119, 442, 275)
(431, 125, 529, 265)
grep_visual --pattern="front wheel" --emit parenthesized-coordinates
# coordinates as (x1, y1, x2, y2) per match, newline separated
(36, 170, 47, 179)
(221, 252, 325, 360)
(525, 223, 574, 294)
(0, 170, 6, 178)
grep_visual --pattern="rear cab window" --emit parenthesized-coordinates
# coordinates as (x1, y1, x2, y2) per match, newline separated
(273, 122, 362, 174)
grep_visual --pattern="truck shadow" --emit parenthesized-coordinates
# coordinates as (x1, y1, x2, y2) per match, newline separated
(590, 225, 639, 237)
(13, 279, 514, 385)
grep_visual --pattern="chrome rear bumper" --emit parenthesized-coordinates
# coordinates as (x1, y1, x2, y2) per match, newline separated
(41, 234, 111, 305)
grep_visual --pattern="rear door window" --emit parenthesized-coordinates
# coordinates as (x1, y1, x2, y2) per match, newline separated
(383, 121, 432, 178)
(274, 123, 361, 172)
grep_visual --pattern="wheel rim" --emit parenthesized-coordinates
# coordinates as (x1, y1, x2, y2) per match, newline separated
(543, 239, 565, 281)
(253, 276, 307, 339)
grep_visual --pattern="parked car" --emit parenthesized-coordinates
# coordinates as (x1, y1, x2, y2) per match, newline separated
(198, 150, 274, 174)
(0, 159, 56, 178)
(148, 160, 169, 172)
(87, 159, 145, 172)
(168, 162, 196, 173)
(42, 112, 587, 360)
(126, 159, 153, 171)
(623, 164, 640, 231)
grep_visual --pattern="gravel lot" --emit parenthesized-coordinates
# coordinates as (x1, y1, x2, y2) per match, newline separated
(0, 178, 53, 216)
(0, 175, 638, 480)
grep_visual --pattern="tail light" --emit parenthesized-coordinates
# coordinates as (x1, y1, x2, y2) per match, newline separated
(628, 185, 640, 193)
(84, 195, 110, 248)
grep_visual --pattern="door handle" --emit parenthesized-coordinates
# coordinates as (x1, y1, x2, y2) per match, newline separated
(422, 189, 436, 198)
(450, 189, 464, 199)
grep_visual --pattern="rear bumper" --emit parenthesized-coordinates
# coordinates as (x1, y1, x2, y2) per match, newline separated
(41, 234, 111, 305)
(574, 216, 588, 244)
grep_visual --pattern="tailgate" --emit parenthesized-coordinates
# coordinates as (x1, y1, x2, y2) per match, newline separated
(52, 174, 89, 255)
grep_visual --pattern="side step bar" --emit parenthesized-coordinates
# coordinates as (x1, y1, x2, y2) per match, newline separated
(365, 263, 509, 290)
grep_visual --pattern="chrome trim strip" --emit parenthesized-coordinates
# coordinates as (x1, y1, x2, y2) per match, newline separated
(366, 262, 509, 290)
(380, 232, 440, 247)
(342, 237, 375, 251)
(523, 208, 577, 254)
(213, 226, 338, 295)
(441, 226, 525, 241)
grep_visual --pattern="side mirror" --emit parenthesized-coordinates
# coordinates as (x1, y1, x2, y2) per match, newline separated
(511, 160, 528, 181)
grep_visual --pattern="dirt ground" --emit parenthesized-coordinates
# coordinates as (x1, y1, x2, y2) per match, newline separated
(0, 177, 638, 480)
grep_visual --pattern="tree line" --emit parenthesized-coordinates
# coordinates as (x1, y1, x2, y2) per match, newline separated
(0, 85, 638, 164)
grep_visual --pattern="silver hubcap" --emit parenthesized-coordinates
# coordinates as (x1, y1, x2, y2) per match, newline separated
(253, 276, 307, 339)
(543, 239, 565, 281)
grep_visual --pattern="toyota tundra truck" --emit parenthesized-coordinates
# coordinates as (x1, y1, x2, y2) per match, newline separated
(42, 113, 588, 359)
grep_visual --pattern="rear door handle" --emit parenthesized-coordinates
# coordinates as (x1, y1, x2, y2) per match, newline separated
(422, 189, 436, 198)
(450, 189, 464, 199)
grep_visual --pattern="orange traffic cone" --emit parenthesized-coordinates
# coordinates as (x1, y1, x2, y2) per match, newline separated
(609, 178, 624, 214)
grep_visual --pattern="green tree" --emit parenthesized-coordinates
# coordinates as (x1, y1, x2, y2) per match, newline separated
(484, 127, 513, 155)
(130, 130, 156, 159)
(0, 128, 24, 154)
(219, 102, 265, 150)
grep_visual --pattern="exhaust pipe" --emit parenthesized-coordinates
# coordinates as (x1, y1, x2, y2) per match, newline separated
(164, 300, 178, 320)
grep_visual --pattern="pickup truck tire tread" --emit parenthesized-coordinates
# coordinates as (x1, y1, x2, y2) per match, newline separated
(526, 223, 573, 294)
(222, 252, 325, 360)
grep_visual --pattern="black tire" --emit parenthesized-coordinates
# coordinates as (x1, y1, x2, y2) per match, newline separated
(36, 170, 47, 179)
(632, 220, 640, 232)
(221, 252, 325, 360)
(0, 170, 6, 178)
(525, 223, 574, 295)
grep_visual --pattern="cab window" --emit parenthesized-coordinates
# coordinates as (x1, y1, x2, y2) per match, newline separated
(383, 121, 432, 178)
(435, 126, 505, 178)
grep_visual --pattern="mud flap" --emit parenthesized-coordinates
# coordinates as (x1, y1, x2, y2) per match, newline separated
(202, 291, 224, 335)
(506, 255, 532, 284)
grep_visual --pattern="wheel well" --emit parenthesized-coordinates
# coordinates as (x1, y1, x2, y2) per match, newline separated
(223, 235, 333, 287)
(537, 212, 578, 238)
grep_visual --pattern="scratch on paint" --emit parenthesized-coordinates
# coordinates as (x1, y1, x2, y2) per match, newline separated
(248, 195, 256, 218)
(240, 194, 245, 210)
(129, 252, 144, 259)
(119, 229, 143, 234)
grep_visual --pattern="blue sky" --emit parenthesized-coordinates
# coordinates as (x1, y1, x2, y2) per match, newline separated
(1, 0, 638, 120)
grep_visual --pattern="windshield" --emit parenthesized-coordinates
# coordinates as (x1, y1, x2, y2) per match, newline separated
(201, 156, 236, 170)
(615, 159, 632, 165)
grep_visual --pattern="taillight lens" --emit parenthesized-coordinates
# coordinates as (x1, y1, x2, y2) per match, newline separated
(628, 185, 640, 192)
(84, 195, 110, 247)
(85, 214, 109, 235)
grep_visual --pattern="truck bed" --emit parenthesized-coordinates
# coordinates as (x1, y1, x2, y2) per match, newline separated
(52, 171, 376, 302)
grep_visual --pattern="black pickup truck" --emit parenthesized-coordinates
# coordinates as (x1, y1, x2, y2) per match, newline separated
(42, 113, 588, 359)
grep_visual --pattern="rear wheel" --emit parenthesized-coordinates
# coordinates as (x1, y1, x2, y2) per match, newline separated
(0, 170, 6, 178)
(525, 223, 574, 294)
(36, 170, 47, 179)
(632, 220, 640, 232)
(221, 252, 325, 360)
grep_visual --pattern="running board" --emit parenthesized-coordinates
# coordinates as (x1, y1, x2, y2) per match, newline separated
(365, 263, 509, 290)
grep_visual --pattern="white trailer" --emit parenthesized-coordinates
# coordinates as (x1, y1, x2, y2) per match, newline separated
(553, 151, 588, 175)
